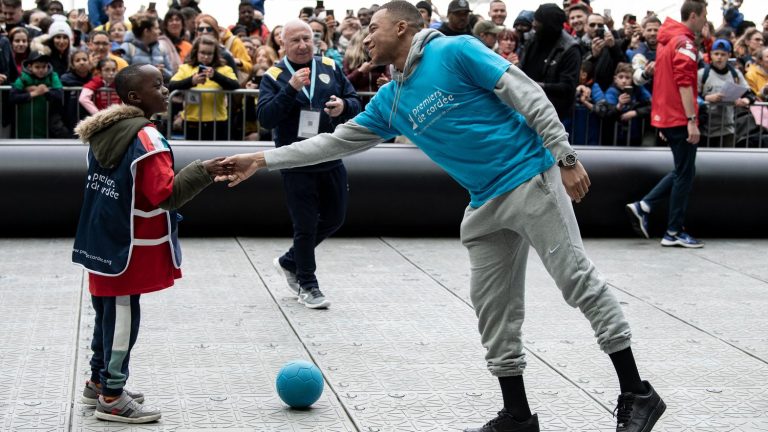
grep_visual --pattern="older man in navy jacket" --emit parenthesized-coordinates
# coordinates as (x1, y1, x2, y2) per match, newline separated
(257, 19, 361, 309)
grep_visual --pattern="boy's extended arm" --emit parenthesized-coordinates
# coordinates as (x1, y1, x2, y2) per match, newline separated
(158, 160, 213, 211)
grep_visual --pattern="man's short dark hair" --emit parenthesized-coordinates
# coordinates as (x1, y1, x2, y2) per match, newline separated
(567, 3, 590, 17)
(680, 0, 706, 22)
(642, 15, 661, 28)
(115, 64, 147, 104)
(378, 1, 423, 34)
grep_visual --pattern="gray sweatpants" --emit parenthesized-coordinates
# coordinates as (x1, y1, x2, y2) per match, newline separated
(460, 165, 632, 377)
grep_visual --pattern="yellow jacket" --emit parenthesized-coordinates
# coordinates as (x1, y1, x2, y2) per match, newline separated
(222, 29, 252, 75)
(171, 64, 237, 122)
(745, 64, 768, 101)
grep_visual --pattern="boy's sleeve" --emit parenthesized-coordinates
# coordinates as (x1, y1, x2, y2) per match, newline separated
(136, 152, 175, 207)
(9, 78, 31, 103)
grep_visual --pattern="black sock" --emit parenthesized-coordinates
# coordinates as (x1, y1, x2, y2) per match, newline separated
(498, 375, 532, 421)
(609, 347, 646, 394)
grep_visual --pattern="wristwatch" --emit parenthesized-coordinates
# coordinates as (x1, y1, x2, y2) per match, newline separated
(558, 151, 578, 168)
(686, 115, 696, 123)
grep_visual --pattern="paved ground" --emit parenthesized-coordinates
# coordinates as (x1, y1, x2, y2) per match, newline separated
(1, 238, 767, 431)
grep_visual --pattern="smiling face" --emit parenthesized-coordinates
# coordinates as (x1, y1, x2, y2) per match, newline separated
(364, 9, 399, 67)
(166, 15, 183, 37)
(109, 22, 126, 42)
(569, 9, 587, 35)
(239, 4, 254, 25)
(129, 65, 169, 115)
(53, 34, 69, 53)
(283, 22, 314, 64)
(11, 31, 28, 54)
(489, 1, 507, 26)
(643, 22, 660, 48)
(90, 33, 110, 57)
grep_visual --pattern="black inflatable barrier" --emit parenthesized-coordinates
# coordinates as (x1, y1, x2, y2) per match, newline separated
(1, 140, 766, 238)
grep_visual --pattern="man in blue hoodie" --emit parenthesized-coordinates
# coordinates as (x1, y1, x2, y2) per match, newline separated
(219, 2, 664, 431)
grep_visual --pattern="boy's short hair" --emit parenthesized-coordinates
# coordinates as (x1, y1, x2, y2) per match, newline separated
(614, 62, 633, 76)
(114, 63, 146, 104)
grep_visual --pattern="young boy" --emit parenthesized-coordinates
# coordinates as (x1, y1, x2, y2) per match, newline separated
(605, 62, 652, 146)
(698, 39, 751, 147)
(9, 52, 66, 138)
(72, 64, 229, 424)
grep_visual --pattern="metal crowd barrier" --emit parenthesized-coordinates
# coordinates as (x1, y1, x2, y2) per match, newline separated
(567, 101, 768, 148)
(2, 84, 767, 148)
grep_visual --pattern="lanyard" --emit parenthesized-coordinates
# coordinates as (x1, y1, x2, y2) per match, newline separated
(283, 58, 317, 108)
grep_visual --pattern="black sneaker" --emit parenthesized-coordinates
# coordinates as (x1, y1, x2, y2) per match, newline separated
(614, 381, 666, 432)
(298, 286, 330, 309)
(464, 410, 539, 432)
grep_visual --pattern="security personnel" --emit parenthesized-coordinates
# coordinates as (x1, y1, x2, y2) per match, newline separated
(257, 19, 361, 309)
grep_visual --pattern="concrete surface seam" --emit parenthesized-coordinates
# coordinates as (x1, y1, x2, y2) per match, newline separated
(234, 236, 362, 432)
(692, 251, 768, 285)
(67, 270, 86, 431)
(608, 282, 768, 366)
(377, 237, 619, 415)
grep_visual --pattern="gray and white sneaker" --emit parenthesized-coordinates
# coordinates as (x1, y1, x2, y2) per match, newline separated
(273, 257, 300, 296)
(95, 391, 161, 424)
(82, 380, 144, 405)
(298, 286, 330, 309)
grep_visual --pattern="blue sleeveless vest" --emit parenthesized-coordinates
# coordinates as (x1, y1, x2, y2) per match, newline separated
(72, 126, 182, 276)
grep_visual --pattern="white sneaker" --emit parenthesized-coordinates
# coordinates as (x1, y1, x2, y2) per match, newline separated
(273, 257, 300, 296)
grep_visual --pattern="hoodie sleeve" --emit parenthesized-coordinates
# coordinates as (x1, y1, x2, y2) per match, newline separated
(672, 36, 698, 88)
(493, 66, 574, 163)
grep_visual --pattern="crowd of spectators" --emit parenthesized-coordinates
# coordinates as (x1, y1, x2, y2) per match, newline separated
(0, 0, 767, 145)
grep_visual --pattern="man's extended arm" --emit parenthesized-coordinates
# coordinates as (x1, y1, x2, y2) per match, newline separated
(218, 120, 383, 186)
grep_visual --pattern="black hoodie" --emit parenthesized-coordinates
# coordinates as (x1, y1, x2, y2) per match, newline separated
(519, 4, 581, 120)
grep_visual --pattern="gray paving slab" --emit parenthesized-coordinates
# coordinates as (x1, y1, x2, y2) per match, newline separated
(1, 238, 767, 431)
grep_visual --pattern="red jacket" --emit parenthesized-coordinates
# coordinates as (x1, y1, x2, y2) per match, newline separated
(651, 18, 699, 128)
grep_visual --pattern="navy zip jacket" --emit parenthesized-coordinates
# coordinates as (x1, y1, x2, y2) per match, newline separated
(257, 55, 361, 172)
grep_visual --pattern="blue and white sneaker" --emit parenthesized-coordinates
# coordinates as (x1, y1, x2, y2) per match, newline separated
(625, 202, 650, 239)
(661, 232, 703, 248)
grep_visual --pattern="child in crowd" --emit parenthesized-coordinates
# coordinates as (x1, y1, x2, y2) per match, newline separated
(698, 39, 752, 147)
(169, 35, 240, 140)
(60, 50, 93, 134)
(571, 60, 608, 145)
(72, 64, 230, 424)
(79, 57, 121, 115)
(9, 52, 66, 138)
(605, 62, 652, 146)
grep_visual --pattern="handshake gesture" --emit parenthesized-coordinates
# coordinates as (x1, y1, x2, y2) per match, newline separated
(209, 153, 266, 187)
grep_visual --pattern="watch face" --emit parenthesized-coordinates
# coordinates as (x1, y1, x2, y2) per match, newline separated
(565, 154, 577, 166)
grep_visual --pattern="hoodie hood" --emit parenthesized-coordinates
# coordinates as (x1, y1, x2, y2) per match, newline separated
(392, 28, 443, 83)
(534, 3, 567, 45)
(75, 104, 150, 169)
(387, 29, 443, 127)
(657, 18, 694, 47)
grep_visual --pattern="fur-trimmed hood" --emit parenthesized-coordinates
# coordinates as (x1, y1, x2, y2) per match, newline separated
(75, 104, 150, 169)
(30, 34, 52, 56)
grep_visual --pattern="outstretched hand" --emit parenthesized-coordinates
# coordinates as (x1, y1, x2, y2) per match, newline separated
(202, 157, 234, 178)
(560, 161, 591, 203)
(213, 152, 266, 187)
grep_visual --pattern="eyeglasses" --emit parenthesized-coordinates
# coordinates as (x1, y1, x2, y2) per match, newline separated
(197, 26, 214, 33)
(588, 23, 603, 27)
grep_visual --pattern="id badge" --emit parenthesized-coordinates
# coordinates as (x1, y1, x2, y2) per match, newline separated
(185, 91, 201, 104)
(298, 109, 321, 138)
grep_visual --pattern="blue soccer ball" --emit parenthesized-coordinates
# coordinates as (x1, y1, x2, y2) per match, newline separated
(275, 360, 324, 408)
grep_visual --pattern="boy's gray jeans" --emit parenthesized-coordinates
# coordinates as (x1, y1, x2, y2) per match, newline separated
(460, 165, 632, 377)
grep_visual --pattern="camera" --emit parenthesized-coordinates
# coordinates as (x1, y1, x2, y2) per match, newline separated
(250, 74, 262, 86)
(628, 15, 637, 25)
(595, 26, 605, 38)
(312, 31, 323, 55)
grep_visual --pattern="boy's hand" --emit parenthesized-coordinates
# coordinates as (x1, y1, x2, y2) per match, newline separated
(214, 152, 266, 187)
(0, 73, 6, 85)
(618, 93, 631, 105)
(202, 157, 232, 178)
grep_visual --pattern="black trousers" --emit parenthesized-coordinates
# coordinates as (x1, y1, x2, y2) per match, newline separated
(278, 165, 348, 289)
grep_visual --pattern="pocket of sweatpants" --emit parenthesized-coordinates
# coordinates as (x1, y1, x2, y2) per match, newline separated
(534, 171, 551, 195)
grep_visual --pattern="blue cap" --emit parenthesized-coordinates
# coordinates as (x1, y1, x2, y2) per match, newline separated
(712, 39, 732, 53)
